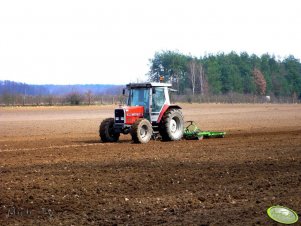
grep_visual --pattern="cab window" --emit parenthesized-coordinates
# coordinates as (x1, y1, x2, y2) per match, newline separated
(152, 87, 165, 112)
(128, 88, 150, 112)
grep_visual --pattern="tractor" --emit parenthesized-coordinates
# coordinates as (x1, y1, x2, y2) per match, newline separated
(99, 82, 184, 143)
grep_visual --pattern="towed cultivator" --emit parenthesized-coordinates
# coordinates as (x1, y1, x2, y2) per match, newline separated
(183, 121, 226, 140)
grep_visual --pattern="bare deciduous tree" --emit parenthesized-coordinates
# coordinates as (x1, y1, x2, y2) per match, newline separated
(188, 59, 197, 96)
(188, 59, 207, 96)
(252, 68, 266, 95)
(197, 63, 206, 95)
(86, 90, 92, 105)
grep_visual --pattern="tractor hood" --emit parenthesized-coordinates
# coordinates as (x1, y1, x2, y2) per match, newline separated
(117, 106, 144, 125)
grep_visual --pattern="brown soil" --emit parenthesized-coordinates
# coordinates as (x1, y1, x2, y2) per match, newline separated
(0, 104, 300, 225)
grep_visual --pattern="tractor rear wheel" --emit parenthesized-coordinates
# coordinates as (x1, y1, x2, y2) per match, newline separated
(99, 118, 120, 142)
(159, 108, 184, 141)
(131, 119, 153, 143)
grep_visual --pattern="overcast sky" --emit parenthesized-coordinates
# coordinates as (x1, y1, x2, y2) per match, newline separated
(0, 0, 300, 85)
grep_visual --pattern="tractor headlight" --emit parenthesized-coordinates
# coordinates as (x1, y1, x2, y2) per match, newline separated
(121, 117, 124, 121)
(115, 117, 119, 121)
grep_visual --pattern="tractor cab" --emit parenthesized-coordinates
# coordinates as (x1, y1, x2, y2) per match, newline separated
(125, 82, 172, 122)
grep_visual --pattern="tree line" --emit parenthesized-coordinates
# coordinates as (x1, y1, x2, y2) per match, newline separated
(0, 80, 123, 96)
(0, 80, 123, 106)
(1, 50, 300, 106)
(148, 51, 301, 101)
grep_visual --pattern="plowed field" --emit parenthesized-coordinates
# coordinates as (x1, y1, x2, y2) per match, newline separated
(0, 104, 300, 225)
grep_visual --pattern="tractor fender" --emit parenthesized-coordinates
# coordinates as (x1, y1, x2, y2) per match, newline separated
(157, 104, 182, 123)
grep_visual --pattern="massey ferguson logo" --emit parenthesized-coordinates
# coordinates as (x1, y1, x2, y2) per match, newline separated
(126, 113, 143, 117)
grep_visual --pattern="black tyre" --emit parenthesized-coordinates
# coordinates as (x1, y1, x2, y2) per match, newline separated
(159, 108, 184, 141)
(131, 119, 153, 144)
(99, 118, 120, 142)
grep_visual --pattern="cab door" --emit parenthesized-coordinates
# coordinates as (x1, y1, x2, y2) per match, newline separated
(150, 87, 166, 122)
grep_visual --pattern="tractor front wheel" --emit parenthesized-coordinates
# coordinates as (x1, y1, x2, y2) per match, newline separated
(99, 118, 120, 142)
(160, 108, 184, 141)
(131, 119, 153, 143)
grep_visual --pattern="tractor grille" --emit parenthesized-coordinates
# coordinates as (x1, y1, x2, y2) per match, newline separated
(115, 109, 125, 123)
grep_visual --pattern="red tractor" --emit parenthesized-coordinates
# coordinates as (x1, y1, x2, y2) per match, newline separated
(99, 82, 184, 143)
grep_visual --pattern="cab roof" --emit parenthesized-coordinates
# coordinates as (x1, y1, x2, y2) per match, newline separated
(126, 82, 172, 88)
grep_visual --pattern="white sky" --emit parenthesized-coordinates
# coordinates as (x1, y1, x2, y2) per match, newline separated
(0, 0, 300, 85)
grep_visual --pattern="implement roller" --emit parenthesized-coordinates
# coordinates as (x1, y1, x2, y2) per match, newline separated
(183, 121, 226, 140)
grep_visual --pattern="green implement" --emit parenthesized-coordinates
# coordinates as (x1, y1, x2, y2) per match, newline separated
(183, 121, 226, 140)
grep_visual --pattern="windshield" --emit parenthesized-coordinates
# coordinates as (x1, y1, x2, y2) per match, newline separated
(128, 88, 150, 111)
